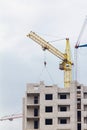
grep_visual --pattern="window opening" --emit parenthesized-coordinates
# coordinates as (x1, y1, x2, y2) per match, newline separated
(77, 123, 81, 130)
(45, 94, 53, 100)
(77, 111, 81, 122)
(60, 119, 67, 124)
(45, 119, 53, 125)
(60, 94, 66, 99)
(60, 106, 67, 111)
(45, 106, 53, 112)
(34, 120, 39, 129)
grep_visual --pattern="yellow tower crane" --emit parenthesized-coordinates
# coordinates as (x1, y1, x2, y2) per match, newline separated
(27, 31, 73, 88)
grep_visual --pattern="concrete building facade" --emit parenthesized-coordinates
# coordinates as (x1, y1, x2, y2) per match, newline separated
(23, 81, 87, 130)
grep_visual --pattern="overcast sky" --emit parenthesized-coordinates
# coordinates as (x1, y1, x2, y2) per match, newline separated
(0, 0, 87, 130)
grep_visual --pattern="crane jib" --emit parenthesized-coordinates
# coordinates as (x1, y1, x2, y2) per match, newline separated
(78, 44, 87, 48)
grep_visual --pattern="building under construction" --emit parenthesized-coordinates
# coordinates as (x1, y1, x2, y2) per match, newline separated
(23, 81, 87, 130)
(23, 17, 87, 130)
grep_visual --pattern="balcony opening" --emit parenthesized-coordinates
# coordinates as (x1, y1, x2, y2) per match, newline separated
(77, 86, 81, 89)
(58, 93, 70, 99)
(58, 117, 70, 124)
(77, 103, 81, 109)
(84, 92, 87, 99)
(77, 98, 81, 103)
(84, 117, 87, 123)
(77, 91, 81, 94)
(58, 105, 70, 112)
(84, 105, 87, 111)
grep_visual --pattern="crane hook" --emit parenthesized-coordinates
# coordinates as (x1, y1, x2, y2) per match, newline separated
(44, 61, 47, 67)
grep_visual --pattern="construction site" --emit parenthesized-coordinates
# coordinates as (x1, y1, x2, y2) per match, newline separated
(1, 16, 87, 130)
(1, 2, 87, 130)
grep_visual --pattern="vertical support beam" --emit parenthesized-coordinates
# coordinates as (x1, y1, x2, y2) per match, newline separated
(64, 38, 72, 87)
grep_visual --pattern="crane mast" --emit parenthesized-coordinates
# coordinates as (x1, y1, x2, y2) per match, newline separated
(27, 31, 73, 87)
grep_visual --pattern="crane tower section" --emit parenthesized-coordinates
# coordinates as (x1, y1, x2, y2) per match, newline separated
(27, 31, 73, 88)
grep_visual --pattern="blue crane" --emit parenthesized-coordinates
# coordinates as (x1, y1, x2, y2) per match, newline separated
(77, 44, 87, 48)
(75, 16, 87, 48)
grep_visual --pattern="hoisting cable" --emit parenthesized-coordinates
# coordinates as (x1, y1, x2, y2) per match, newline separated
(37, 50, 46, 80)
(45, 67, 54, 84)
(35, 31, 66, 43)
(43, 49, 47, 67)
(43, 49, 54, 84)
(35, 32, 65, 38)
(48, 38, 66, 43)
(37, 49, 54, 84)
